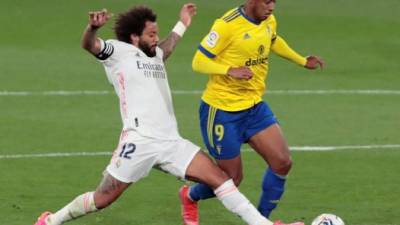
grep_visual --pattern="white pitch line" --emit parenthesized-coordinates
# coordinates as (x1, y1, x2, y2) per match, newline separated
(1, 144, 399, 160)
(0, 152, 111, 159)
(279, 144, 400, 151)
(0, 90, 111, 96)
(1, 89, 400, 96)
(241, 144, 400, 152)
(267, 89, 400, 95)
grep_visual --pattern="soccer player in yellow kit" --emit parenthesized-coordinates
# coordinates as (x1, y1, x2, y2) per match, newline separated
(179, 0, 324, 224)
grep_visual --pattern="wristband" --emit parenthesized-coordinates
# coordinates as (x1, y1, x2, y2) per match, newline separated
(172, 21, 187, 37)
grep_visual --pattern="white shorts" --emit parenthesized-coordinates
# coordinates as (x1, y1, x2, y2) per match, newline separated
(106, 131, 200, 183)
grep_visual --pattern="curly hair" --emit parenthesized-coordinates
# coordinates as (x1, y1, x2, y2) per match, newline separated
(114, 5, 157, 43)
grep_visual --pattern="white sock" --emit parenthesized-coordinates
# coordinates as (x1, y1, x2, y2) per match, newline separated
(214, 179, 273, 225)
(46, 192, 98, 225)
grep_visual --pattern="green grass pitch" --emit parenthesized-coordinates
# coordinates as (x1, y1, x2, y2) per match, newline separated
(0, 0, 399, 225)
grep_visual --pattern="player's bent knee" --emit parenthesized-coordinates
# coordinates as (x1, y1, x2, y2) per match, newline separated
(271, 157, 292, 175)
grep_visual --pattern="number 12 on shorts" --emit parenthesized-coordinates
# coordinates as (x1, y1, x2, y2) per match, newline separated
(119, 143, 136, 159)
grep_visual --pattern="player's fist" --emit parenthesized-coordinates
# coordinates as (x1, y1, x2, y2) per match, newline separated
(227, 66, 254, 80)
(305, 56, 324, 70)
(180, 3, 197, 27)
(88, 9, 113, 30)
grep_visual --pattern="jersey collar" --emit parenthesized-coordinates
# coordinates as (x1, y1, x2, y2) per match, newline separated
(238, 6, 261, 25)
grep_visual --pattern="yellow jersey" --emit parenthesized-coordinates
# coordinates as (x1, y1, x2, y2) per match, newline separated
(197, 7, 279, 111)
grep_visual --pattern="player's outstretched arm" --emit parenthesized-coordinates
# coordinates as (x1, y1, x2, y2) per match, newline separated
(271, 36, 308, 66)
(271, 36, 324, 70)
(81, 9, 112, 55)
(159, 3, 196, 61)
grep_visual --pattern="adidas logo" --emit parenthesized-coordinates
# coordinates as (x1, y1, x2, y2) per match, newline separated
(243, 33, 251, 40)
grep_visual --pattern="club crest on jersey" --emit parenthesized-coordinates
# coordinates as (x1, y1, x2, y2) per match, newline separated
(243, 33, 251, 40)
(206, 31, 219, 48)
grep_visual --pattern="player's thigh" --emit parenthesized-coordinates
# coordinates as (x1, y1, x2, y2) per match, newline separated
(244, 102, 290, 162)
(248, 123, 291, 172)
(157, 138, 227, 189)
(157, 138, 200, 179)
(184, 151, 229, 189)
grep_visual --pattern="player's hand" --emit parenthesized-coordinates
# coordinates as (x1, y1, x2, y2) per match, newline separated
(179, 3, 197, 27)
(88, 9, 113, 30)
(305, 55, 324, 70)
(227, 67, 254, 80)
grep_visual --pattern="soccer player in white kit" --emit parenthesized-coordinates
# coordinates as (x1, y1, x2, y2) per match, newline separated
(34, 3, 303, 225)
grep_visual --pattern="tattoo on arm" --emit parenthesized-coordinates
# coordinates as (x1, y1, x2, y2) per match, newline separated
(159, 32, 181, 61)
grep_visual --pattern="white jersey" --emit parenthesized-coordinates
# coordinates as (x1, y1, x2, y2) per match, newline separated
(98, 39, 181, 140)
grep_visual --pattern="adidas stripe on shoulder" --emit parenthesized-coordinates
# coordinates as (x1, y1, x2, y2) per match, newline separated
(222, 9, 240, 22)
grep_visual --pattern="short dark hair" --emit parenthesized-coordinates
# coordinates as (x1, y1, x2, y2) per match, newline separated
(114, 5, 157, 43)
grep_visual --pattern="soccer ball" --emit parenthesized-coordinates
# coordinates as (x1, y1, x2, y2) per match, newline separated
(311, 213, 345, 225)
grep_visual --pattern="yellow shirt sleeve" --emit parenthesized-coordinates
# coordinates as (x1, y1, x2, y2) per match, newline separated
(271, 35, 307, 66)
(198, 19, 232, 58)
(192, 50, 230, 75)
(193, 18, 233, 75)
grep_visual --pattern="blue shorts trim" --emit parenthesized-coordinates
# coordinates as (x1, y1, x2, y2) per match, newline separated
(199, 101, 278, 160)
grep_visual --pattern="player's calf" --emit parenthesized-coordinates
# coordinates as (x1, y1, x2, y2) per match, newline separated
(258, 168, 287, 218)
(94, 173, 130, 209)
